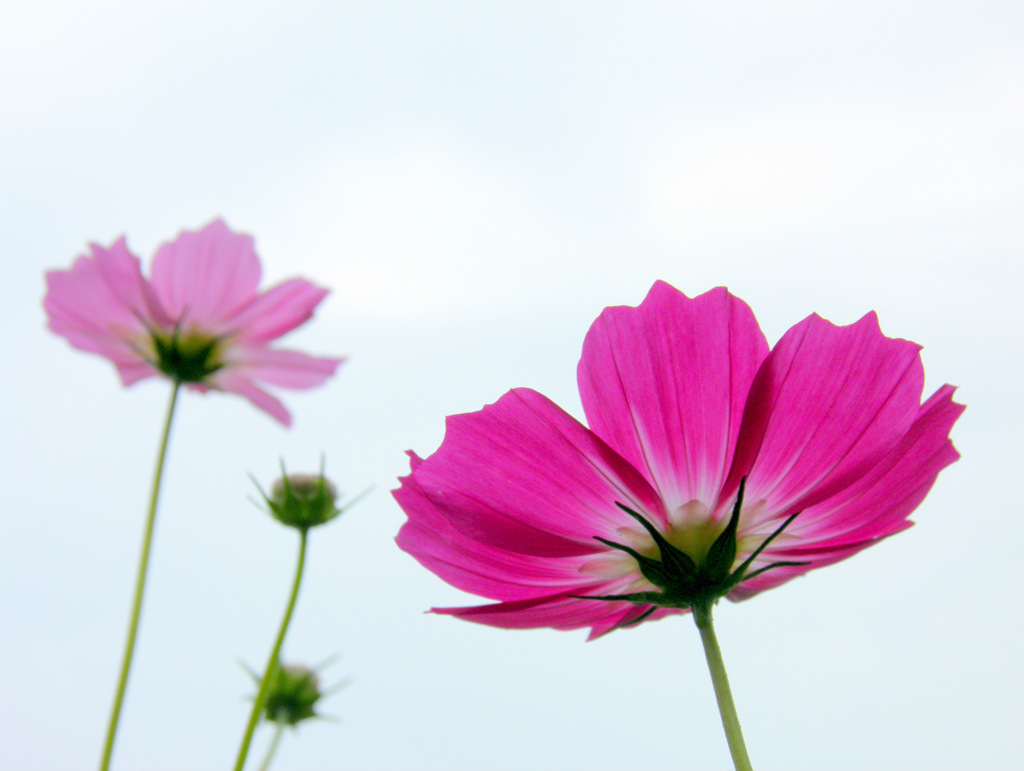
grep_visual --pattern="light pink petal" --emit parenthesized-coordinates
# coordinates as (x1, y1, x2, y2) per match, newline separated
(115, 359, 160, 386)
(413, 388, 666, 558)
(728, 312, 926, 517)
(229, 347, 344, 389)
(226, 279, 331, 344)
(149, 219, 261, 325)
(45, 246, 144, 339)
(209, 371, 292, 425)
(89, 238, 172, 327)
(579, 283, 769, 511)
(395, 467, 596, 601)
(44, 243, 162, 385)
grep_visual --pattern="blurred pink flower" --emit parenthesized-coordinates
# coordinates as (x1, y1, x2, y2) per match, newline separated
(44, 219, 342, 425)
(395, 282, 963, 639)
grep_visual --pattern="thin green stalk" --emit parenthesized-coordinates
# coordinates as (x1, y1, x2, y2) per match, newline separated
(692, 603, 753, 771)
(99, 380, 182, 771)
(256, 723, 285, 771)
(234, 529, 309, 771)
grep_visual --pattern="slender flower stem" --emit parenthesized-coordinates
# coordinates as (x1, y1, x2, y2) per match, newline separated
(99, 380, 182, 771)
(692, 603, 753, 771)
(256, 723, 285, 771)
(234, 529, 309, 771)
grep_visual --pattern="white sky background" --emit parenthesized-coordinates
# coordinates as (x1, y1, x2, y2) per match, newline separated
(1, 2, 1022, 769)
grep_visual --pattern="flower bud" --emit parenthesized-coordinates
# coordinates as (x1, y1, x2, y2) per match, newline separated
(265, 472, 340, 530)
(263, 663, 323, 726)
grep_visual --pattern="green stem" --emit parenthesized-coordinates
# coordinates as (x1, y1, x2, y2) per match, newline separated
(692, 603, 753, 771)
(99, 380, 182, 771)
(233, 528, 309, 771)
(256, 723, 285, 771)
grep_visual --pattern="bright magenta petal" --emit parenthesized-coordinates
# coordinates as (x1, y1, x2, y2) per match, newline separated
(397, 444, 676, 638)
(149, 219, 261, 326)
(730, 311, 927, 517)
(435, 592, 679, 640)
(413, 388, 666, 558)
(789, 385, 963, 543)
(396, 466, 597, 601)
(579, 283, 769, 511)
(584, 605, 680, 640)
(730, 385, 963, 600)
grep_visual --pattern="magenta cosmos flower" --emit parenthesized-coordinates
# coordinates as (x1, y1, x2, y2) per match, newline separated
(395, 282, 963, 639)
(44, 219, 342, 425)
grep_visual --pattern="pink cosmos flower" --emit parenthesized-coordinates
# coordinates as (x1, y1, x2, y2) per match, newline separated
(44, 219, 342, 425)
(395, 282, 963, 639)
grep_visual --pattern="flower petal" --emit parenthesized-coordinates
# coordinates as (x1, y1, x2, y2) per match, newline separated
(400, 452, 682, 640)
(112, 359, 160, 386)
(149, 219, 261, 326)
(584, 605, 680, 640)
(729, 311, 927, 517)
(784, 384, 964, 545)
(45, 245, 143, 341)
(44, 242, 164, 385)
(395, 463, 596, 601)
(578, 283, 769, 511)
(229, 347, 344, 389)
(435, 591, 679, 640)
(413, 388, 665, 558)
(227, 279, 331, 344)
(89, 238, 172, 328)
(209, 371, 292, 425)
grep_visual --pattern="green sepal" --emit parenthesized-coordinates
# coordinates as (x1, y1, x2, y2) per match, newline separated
(725, 510, 803, 587)
(740, 560, 811, 583)
(594, 536, 673, 588)
(263, 663, 322, 726)
(582, 477, 806, 614)
(702, 477, 745, 583)
(570, 591, 669, 606)
(614, 502, 699, 580)
(150, 325, 223, 383)
(618, 606, 659, 627)
(251, 458, 370, 533)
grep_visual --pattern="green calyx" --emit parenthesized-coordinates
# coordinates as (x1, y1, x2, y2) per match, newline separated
(263, 663, 324, 726)
(252, 460, 369, 533)
(583, 478, 808, 614)
(259, 467, 341, 532)
(150, 326, 224, 383)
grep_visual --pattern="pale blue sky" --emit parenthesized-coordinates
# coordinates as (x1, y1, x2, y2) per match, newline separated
(2, 2, 1022, 769)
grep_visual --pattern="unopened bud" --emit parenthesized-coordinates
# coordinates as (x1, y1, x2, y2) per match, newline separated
(263, 663, 323, 726)
(266, 473, 340, 530)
